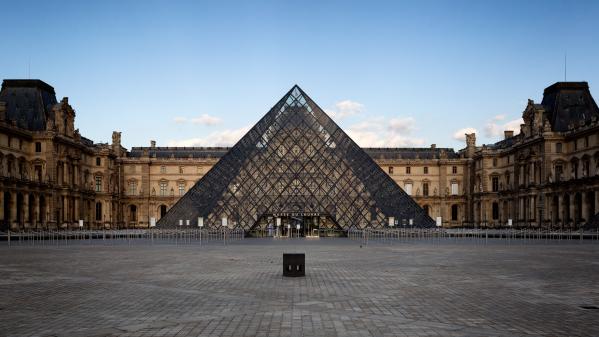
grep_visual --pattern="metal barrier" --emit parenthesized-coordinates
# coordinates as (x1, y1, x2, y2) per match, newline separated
(347, 227, 599, 245)
(0, 228, 246, 247)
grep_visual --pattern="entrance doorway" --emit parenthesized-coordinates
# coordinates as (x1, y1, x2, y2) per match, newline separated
(251, 214, 345, 237)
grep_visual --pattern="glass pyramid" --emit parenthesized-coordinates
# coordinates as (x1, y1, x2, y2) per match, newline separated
(158, 86, 434, 230)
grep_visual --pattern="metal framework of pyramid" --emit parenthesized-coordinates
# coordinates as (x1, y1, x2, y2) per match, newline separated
(158, 86, 434, 229)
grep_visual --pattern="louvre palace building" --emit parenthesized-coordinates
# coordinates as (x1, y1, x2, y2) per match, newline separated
(1, 79, 598, 232)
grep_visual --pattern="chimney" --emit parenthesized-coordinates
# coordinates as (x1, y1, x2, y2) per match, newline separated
(504, 130, 514, 139)
(150, 140, 156, 148)
(430, 144, 436, 149)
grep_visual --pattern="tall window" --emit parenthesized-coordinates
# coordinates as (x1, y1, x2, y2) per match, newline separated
(388, 166, 394, 174)
(492, 158, 497, 167)
(178, 182, 185, 196)
(160, 166, 166, 173)
(96, 157, 101, 166)
(404, 183, 413, 195)
(451, 204, 458, 221)
(451, 182, 458, 195)
(406, 166, 411, 174)
(95, 176, 102, 192)
(423, 166, 428, 174)
(130, 205, 137, 222)
(35, 142, 42, 152)
(95, 202, 102, 221)
(129, 181, 137, 195)
(452, 166, 457, 174)
(492, 176, 499, 192)
(492, 202, 499, 220)
(160, 182, 167, 196)
(423, 183, 429, 196)
(556, 142, 562, 153)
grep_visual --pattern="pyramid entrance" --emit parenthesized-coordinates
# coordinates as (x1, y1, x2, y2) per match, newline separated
(158, 86, 434, 231)
(251, 213, 344, 237)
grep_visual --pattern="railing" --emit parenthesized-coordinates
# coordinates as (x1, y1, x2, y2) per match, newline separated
(347, 227, 599, 245)
(0, 228, 245, 247)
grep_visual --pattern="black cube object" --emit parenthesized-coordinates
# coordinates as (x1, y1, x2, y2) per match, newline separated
(283, 253, 305, 277)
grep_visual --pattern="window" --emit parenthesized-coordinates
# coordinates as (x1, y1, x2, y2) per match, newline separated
(178, 182, 185, 196)
(129, 205, 137, 222)
(585, 136, 589, 148)
(95, 202, 102, 221)
(404, 183, 413, 196)
(452, 166, 457, 174)
(160, 182, 167, 196)
(574, 140, 578, 151)
(451, 183, 458, 195)
(555, 165, 563, 182)
(506, 173, 511, 187)
(406, 166, 411, 174)
(451, 205, 458, 221)
(492, 176, 499, 192)
(492, 158, 497, 167)
(35, 142, 41, 152)
(492, 202, 499, 220)
(388, 166, 394, 174)
(95, 176, 102, 192)
(179, 166, 184, 174)
(129, 181, 137, 195)
(423, 166, 428, 174)
(556, 142, 562, 153)
(96, 157, 101, 166)
(160, 166, 166, 173)
(423, 183, 429, 196)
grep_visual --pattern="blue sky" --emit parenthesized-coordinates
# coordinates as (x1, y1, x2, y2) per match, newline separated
(1, 0, 598, 149)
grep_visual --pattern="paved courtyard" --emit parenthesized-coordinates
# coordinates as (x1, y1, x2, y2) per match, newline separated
(1, 238, 599, 337)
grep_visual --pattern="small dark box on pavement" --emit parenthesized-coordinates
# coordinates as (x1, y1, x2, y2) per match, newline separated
(283, 253, 305, 277)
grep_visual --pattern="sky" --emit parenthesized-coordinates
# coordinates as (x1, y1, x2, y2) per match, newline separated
(1, 0, 598, 150)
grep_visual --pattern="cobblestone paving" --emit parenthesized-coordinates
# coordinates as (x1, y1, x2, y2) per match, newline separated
(1, 238, 599, 337)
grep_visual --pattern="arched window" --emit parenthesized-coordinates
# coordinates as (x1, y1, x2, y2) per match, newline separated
(159, 205, 167, 218)
(451, 204, 458, 221)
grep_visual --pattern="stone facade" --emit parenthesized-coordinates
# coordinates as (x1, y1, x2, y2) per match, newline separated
(1, 79, 597, 230)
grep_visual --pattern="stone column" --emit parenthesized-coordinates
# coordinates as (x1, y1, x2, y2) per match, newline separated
(9, 191, 17, 228)
(33, 194, 40, 228)
(557, 195, 563, 226)
(581, 194, 589, 224)
(0, 190, 4, 224)
(63, 195, 68, 225)
(596, 190, 599, 217)
(23, 192, 30, 228)
(569, 194, 576, 227)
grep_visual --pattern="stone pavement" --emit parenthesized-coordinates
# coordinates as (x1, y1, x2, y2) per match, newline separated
(1, 238, 598, 337)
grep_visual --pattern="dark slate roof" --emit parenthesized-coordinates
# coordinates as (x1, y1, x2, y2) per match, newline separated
(363, 147, 460, 159)
(487, 134, 520, 150)
(0, 79, 57, 131)
(128, 147, 230, 159)
(541, 82, 599, 132)
(127, 146, 460, 160)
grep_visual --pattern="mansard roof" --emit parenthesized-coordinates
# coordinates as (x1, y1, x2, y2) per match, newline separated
(0, 79, 58, 131)
(541, 81, 599, 132)
(128, 147, 230, 159)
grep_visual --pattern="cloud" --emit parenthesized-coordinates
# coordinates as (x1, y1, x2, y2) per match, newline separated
(346, 116, 425, 147)
(484, 115, 523, 137)
(173, 114, 221, 126)
(167, 126, 251, 147)
(191, 114, 221, 126)
(452, 127, 478, 141)
(173, 116, 187, 124)
(326, 100, 364, 119)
